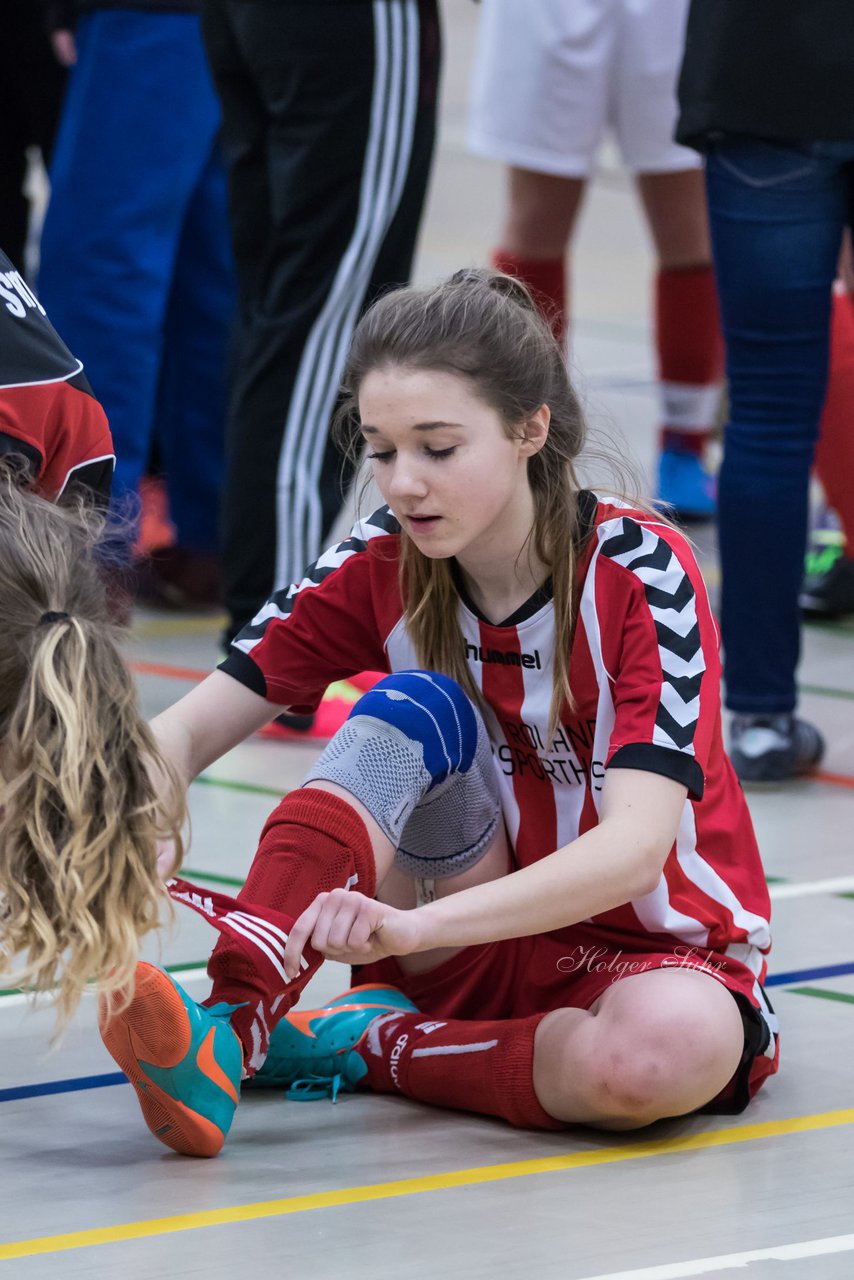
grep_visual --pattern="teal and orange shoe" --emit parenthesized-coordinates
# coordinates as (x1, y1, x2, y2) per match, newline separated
(251, 984, 418, 1101)
(99, 961, 243, 1157)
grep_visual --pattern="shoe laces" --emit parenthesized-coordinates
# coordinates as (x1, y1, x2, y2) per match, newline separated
(286, 1073, 347, 1103)
(205, 1000, 246, 1022)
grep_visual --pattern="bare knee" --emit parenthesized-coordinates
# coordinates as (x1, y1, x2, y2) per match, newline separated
(534, 1009, 679, 1128)
(534, 989, 744, 1129)
(581, 1040, 685, 1128)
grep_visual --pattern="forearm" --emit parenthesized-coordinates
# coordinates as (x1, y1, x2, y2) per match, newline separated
(410, 819, 662, 951)
(407, 770, 689, 953)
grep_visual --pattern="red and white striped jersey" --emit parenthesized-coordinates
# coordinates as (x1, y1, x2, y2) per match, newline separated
(221, 496, 771, 975)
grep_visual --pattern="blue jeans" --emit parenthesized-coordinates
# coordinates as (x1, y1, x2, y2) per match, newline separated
(706, 137, 854, 714)
(38, 11, 235, 554)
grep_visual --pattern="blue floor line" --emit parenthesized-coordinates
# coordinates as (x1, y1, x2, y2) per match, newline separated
(764, 961, 854, 987)
(0, 1071, 127, 1103)
(4, 961, 854, 1104)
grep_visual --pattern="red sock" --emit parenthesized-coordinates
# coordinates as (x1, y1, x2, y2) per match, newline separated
(491, 249, 567, 348)
(356, 1009, 564, 1131)
(656, 264, 724, 456)
(169, 790, 376, 1073)
(815, 288, 854, 557)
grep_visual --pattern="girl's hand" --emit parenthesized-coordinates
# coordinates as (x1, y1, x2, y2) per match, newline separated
(282, 889, 422, 978)
(51, 30, 77, 66)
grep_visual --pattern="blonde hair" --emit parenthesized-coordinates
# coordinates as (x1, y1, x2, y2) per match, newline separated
(336, 269, 589, 733)
(0, 467, 185, 1029)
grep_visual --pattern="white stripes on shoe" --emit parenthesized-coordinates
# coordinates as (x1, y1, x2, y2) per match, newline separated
(274, 0, 421, 591)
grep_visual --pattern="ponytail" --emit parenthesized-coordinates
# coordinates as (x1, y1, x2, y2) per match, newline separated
(0, 468, 185, 1029)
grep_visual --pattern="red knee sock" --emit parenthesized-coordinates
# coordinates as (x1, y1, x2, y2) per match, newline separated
(815, 288, 854, 557)
(491, 249, 567, 348)
(356, 1009, 564, 1131)
(656, 264, 724, 456)
(169, 789, 376, 1073)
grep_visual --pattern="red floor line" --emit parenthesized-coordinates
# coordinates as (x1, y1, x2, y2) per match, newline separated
(814, 770, 854, 792)
(130, 659, 210, 682)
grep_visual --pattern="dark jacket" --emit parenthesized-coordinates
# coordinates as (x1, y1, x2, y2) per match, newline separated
(677, 0, 854, 150)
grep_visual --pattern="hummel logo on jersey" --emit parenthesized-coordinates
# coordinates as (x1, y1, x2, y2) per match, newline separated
(465, 642, 542, 670)
(414, 1021, 446, 1034)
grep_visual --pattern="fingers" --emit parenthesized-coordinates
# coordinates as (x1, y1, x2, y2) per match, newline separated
(282, 895, 327, 981)
(345, 911, 376, 952)
(312, 889, 375, 956)
(284, 889, 385, 978)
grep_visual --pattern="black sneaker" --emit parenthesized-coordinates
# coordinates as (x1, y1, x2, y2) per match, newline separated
(800, 551, 854, 619)
(729, 714, 825, 782)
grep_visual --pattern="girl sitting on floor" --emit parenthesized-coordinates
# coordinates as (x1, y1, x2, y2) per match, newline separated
(7, 271, 778, 1155)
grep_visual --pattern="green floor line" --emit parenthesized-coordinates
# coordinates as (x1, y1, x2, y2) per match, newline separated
(181, 868, 245, 889)
(800, 682, 854, 702)
(192, 774, 286, 800)
(789, 986, 854, 1006)
(165, 960, 209, 975)
(0, 959, 210, 999)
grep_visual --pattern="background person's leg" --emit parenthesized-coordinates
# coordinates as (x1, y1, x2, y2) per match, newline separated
(317, 0, 441, 543)
(209, 0, 437, 642)
(491, 169, 585, 348)
(0, 0, 66, 275)
(468, 0, 610, 351)
(38, 11, 224, 554)
(149, 141, 235, 604)
(705, 138, 846, 777)
(637, 169, 723, 521)
(613, 0, 722, 517)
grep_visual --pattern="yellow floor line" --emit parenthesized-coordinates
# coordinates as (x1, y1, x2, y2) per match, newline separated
(2, 1107, 853, 1261)
(131, 613, 226, 639)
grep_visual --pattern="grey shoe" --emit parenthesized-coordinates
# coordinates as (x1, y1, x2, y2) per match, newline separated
(729, 714, 825, 782)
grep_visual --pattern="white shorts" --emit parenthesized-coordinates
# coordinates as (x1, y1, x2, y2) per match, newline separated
(468, 0, 701, 178)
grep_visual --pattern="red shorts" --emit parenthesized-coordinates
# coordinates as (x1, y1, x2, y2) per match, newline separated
(356, 923, 780, 1114)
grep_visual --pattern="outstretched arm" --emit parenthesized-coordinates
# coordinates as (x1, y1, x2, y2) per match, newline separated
(151, 669, 278, 788)
(282, 768, 687, 973)
(150, 671, 280, 878)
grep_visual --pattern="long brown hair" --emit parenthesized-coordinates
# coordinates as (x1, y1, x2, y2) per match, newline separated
(336, 268, 589, 732)
(0, 467, 185, 1029)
